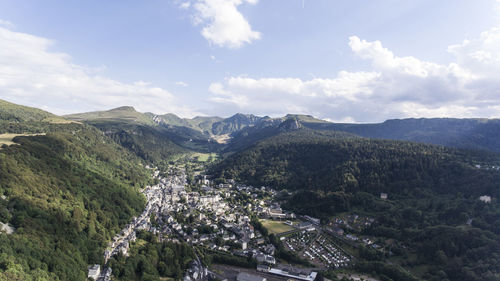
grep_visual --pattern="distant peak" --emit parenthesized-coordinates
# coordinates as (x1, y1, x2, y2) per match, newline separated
(231, 113, 251, 118)
(279, 118, 302, 131)
(110, 106, 136, 112)
(285, 114, 312, 118)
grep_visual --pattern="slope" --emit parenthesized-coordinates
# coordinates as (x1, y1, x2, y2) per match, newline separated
(67, 107, 223, 156)
(154, 113, 268, 136)
(211, 128, 500, 280)
(213, 128, 500, 197)
(304, 118, 500, 153)
(0, 98, 71, 125)
(89, 120, 189, 164)
(0, 122, 150, 281)
(65, 106, 156, 126)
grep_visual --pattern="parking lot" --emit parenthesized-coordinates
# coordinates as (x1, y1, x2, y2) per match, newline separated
(283, 232, 351, 269)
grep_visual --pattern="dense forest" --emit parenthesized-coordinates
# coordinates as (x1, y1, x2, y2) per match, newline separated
(0, 122, 151, 280)
(89, 120, 188, 164)
(109, 231, 195, 281)
(307, 118, 500, 153)
(213, 129, 500, 197)
(211, 129, 500, 280)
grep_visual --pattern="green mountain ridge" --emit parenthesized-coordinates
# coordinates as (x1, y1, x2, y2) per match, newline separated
(0, 99, 70, 124)
(0, 122, 150, 280)
(65, 106, 156, 126)
(63, 104, 500, 154)
(210, 128, 500, 280)
(305, 117, 500, 152)
(88, 120, 189, 164)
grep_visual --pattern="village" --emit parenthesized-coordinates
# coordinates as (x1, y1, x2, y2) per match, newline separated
(88, 162, 383, 281)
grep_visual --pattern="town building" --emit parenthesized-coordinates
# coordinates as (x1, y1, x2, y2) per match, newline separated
(87, 264, 101, 280)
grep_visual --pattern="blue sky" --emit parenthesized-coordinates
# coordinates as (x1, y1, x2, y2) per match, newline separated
(1, 0, 500, 122)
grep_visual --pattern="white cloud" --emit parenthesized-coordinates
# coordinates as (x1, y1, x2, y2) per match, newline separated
(207, 30, 500, 122)
(348, 36, 472, 80)
(179, 1, 191, 9)
(175, 81, 189, 87)
(188, 0, 261, 48)
(447, 27, 500, 76)
(0, 25, 198, 117)
(207, 72, 381, 119)
(0, 19, 14, 28)
(210, 54, 222, 63)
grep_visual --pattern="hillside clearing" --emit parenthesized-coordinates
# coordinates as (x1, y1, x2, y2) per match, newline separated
(0, 133, 45, 148)
(192, 153, 218, 162)
(42, 117, 79, 124)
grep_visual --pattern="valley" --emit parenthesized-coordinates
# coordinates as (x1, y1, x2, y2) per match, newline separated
(102, 160, 355, 281)
(0, 99, 499, 281)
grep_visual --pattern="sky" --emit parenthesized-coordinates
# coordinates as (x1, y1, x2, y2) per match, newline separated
(1, 0, 500, 122)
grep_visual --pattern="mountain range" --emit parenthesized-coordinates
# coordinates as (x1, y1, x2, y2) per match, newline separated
(62, 104, 500, 155)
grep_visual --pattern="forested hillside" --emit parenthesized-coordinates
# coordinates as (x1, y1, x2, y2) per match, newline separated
(0, 121, 151, 280)
(89, 120, 188, 164)
(0, 99, 68, 123)
(292, 118, 500, 153)
(213, 129, 500, 197)
(211, 129, 500, 280)
(65, 106, 223, 158)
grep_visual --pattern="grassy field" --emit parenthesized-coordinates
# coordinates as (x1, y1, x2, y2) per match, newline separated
(260, 219, 294, 234)
(192, 153, 218, 162)
(42, 117, 79, 124)
(0, 133, 45, 147)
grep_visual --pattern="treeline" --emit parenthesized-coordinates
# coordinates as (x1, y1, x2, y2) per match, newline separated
(354, 261, 419, 281)
(0, 120, 72, 134)
(0, 123, 150, 280)
(200, 249, 256, 269)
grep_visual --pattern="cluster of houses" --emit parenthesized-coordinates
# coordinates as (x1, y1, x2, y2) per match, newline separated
(103, 170, 185, 262)
(329, 214, 374, 233)
(183, 256, 209, 281)
(96, 164, 325, 280)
